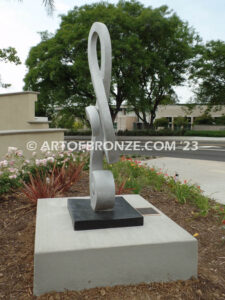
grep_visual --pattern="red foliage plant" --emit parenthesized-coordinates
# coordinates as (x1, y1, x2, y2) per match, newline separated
(21, 162, 84, 204)
(116, 179, 134, 195)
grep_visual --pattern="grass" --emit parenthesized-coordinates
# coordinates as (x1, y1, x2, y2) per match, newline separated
(106, 156, 223, 219)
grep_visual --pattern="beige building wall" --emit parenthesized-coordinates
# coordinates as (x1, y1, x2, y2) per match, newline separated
(0, 130, 64, 159)
(156, 105, 225, 120)
(116, 115, 137, 131)
(0, 92, 49, 130)
(0, 92, 65, 158)
(115, 105, 225, 131)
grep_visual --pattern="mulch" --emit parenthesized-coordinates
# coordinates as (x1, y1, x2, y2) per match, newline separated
(0, 171, 225, 300)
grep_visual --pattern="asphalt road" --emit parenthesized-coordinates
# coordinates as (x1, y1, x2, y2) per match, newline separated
(120, 141, 225, 162)
(65, 137, 225, 162)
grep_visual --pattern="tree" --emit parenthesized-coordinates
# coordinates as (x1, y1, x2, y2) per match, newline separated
(24, 0, 199, 124)
(0, 47, 21, 88)
(191, 40, 225, 106)
(173, 116, 189, 129)
(125, 5, 199, 128)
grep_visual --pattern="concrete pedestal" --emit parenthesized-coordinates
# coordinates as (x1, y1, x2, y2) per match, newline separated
(34, 195, 198, 296)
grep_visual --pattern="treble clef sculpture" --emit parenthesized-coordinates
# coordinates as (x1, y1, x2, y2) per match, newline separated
(85, 22, 119, 211)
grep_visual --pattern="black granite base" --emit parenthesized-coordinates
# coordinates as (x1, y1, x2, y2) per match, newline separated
(67, 197, 144, 231)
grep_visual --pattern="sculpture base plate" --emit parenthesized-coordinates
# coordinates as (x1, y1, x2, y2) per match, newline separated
(67, 196, 144, 230)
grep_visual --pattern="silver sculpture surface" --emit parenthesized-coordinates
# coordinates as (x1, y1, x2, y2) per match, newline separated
(85, 22, 119, 211)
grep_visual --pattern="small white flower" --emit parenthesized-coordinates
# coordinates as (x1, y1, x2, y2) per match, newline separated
(8, 147, 18, 154)
(47, 157, 54, 163)
(1, 160, 8, 167)
(40, 159, 47, 166)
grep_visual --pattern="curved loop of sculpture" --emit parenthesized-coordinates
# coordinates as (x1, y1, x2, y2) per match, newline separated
(85, 22, 119, 211)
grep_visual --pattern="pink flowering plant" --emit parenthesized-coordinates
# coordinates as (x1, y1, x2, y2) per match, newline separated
(0, 147, 87, 195)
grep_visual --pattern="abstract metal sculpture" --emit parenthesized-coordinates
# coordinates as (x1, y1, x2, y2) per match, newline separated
(85, 22, 119, 211)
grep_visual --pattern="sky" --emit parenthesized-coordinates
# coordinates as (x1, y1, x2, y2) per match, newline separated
(0, 0, 225, 103)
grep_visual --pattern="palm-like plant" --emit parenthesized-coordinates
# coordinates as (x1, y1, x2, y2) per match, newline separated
(18, 0, 54, 14)
(42, 0, 54, 13)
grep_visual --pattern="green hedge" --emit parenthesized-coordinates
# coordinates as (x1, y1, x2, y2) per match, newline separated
(116, 129, 186, 136)
(184, 130, 225, 137)
(65, 130, 92, 136)
(65, 129, 225, 137)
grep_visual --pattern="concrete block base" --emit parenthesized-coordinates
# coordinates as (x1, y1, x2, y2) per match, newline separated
(34, 195, 198, 296)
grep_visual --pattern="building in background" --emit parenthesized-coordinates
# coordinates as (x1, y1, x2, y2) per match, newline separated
(114, 104, 225, 131)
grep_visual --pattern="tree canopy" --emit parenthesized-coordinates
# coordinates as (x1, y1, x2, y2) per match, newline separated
(24, 0, 200, 126)
(0, 47, 21, 88)
(191, 40, 225, 106)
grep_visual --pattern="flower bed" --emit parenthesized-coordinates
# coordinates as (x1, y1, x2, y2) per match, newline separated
(0, 170, 225, 299)
(0, 147, 87, 198)
(0, 148, 224, 224)
(107, 156, 224, 221)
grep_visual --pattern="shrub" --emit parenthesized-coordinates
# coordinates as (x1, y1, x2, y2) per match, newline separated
(116, 128, 185, 136)
(194, 113, 214, 125)
(0, 172, 21, 195)
(65, 130, 92, 136)
(21, 161, 84, 204)
(154, 117, 169, 129)
(173, 116, 189, 128)
(0, 147, 88, 196)
(214, 115, 225, 125)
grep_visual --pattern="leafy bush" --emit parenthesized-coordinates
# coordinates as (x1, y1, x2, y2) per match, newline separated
(214, 115, 225, 125)
(65, 130, 92, 136)
(66, 128, 225, 137)
(154, 117, 169, 128)
(21, 161, 84, 204)
(0, 147, 88, 196)
(116, 129, 185, 136)
(174, 116, 189, 128)
(73, 120, 84, 131)
(0, 172, 21, 195)
(194, 113, 214, 125)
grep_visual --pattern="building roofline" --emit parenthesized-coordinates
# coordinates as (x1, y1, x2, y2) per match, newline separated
(0, 91, 39, 97)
